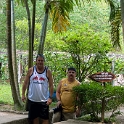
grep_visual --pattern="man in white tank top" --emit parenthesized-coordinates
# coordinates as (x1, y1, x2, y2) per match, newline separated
(22, 54, 54, 124)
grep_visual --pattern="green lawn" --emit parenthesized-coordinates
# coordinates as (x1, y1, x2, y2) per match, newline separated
(0, 84, 14, 105)
(0, 83, 57, 108)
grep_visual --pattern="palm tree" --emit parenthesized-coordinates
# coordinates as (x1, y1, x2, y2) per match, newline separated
(11, 0, 22, 107)
(38, 0, 50, 54)
(38, 0, 80, 54)
(6, 0, 23, 110)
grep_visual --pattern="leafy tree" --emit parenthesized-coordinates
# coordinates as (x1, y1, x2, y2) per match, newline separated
(61, 24, 113, 82)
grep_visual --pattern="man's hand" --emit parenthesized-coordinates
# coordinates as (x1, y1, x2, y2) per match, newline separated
(46, 98, 52, 105)
(76, 108, 81, 117)
(22, 95, 26, 102)
(57, 100, 61, 107)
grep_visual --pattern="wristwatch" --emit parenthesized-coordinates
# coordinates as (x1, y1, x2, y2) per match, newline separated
(49, 96, 53, 99)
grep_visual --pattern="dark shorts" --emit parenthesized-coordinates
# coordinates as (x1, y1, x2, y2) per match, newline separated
(28, 99, 49, 120)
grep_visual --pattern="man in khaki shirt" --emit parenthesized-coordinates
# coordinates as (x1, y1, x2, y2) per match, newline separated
(52, 67, 80, 123)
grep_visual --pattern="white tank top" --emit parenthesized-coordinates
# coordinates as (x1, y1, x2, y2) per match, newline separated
(28, 66, 49, 102)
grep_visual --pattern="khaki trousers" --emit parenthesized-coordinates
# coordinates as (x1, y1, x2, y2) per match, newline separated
(52, 111, 76, 123)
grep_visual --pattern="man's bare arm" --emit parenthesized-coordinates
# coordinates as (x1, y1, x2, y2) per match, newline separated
(47, 69, 54, 97)
(56, 81, 62, 107)
(56, 81, 61, 101)
(22, 67, 33, 102)
(47, 69, 54, 105)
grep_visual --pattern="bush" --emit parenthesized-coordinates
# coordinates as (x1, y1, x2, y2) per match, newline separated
(73, 82, 124, 122)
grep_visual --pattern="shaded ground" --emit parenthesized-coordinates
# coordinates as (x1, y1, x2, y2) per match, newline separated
(0, 104, 28, 114)
(0, 104, 14, 112)
(0, 103, 55, 112)
(1, 104, 124, 124)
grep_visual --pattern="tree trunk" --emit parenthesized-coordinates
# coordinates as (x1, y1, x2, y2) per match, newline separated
(24, 0, 33, 68)
(31, 0, 36, 53)
(24, 0, 37, 110)
(11, 0, 22, 106)
(38, 1, 49, 54)
(120, 0, 124, 42)
(6, 0, 22, 110)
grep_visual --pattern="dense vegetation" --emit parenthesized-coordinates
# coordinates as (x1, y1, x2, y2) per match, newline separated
(1, 1, 124, 122)
(0, 1, 112, 82)
(73, 82, 124, 123)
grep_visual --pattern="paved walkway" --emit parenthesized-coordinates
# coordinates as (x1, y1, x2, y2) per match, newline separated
(0, 106, 124, 124)
(0, 111, 28, 124)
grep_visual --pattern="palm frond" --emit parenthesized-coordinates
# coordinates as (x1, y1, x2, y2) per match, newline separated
(50, 0, 74, 32)
(110, 7, 121, 49)
(104, 0, 121, 49)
